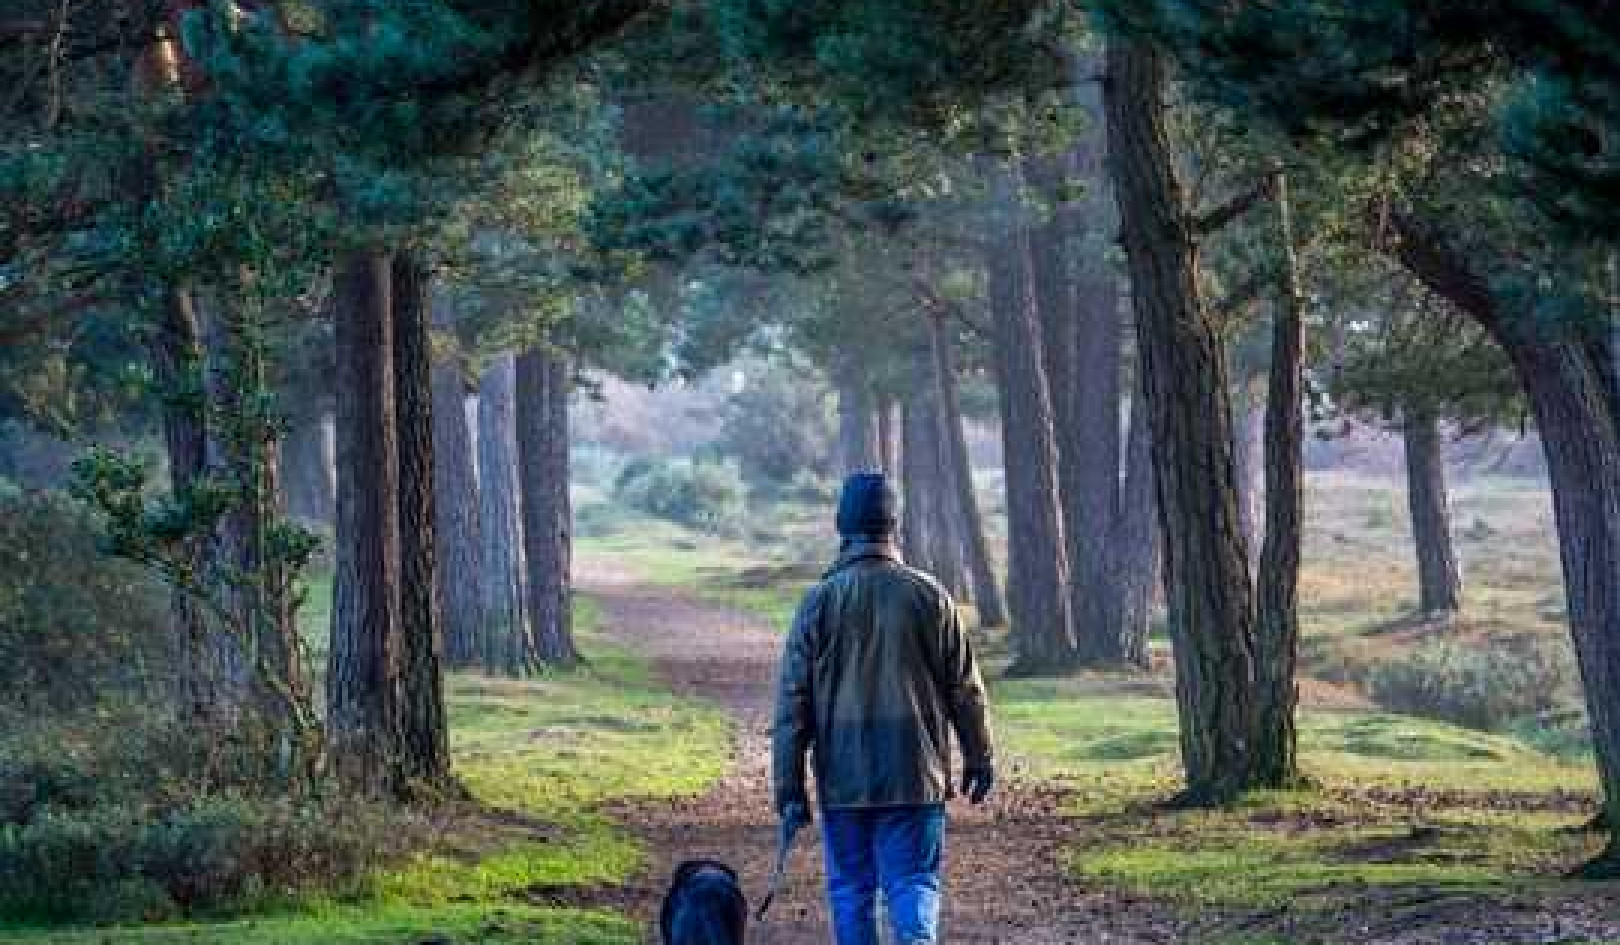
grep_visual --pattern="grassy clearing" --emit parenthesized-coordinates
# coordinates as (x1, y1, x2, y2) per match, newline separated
(991, 674, 1602, 920)
(0, 598, 730, 944)
(576, 501, 811, 627)
(578, 472, 1608, 926)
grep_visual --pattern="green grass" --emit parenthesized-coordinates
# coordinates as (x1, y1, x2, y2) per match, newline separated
(989, 674, 1602, 919)
(576, 503, 810, 627)
(0, 598, 730, 944)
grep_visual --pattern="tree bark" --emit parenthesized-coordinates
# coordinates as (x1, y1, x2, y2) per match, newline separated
(328, 251, 403, 796)
(878, 397, 902, 476)
(390, 254, 451, 791)
(901, 395, 938, 571)
(518, 347, 579, 667)
(987, 167, 1076, 674)
(834, 350, 882, 475)
(1389, 210, 1620, 868)
(477, 354, 534, 675)
(1105, 40, 1259, 802)
(150, 289, 221, 720)
(1403, 404, 1463, 616)
(1251, 171, 1306, 788)
(927, 309, 1007, 628)
(431, 304, 486, 668)
(1112, 384, 1158, 668)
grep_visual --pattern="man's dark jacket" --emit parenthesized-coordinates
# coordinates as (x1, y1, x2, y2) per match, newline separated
(771, 538, 993, 812)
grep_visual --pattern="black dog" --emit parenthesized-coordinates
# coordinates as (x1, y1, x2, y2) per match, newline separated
(660, 859, 747, 944)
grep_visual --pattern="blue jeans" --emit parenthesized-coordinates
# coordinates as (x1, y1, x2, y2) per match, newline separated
(821, 804, 945, 945)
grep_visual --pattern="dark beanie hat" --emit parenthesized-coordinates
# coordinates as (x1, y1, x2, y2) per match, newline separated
(836, 472, 898, 538)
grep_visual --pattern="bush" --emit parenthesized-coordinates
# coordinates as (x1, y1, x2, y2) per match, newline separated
(1367, 636, 1574, 731)
(0, 711, 416, 923)
(0, 795, 403, 922)
(0, 488, 174, 716)
(714, 360, 834, 489)
(612, 457, 746, 534)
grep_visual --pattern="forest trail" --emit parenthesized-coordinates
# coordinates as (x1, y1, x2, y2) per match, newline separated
(577, 558, 1185, 944)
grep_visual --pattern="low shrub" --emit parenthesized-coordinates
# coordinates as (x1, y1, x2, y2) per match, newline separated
(612, 457, 746, 534)
(0, 794, 404, 923)
(1367, 635, 1574, 731)
(1509, 707, 1593, 760)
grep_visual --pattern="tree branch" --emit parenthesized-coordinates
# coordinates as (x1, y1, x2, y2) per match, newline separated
(1192, 175, 1277, 235)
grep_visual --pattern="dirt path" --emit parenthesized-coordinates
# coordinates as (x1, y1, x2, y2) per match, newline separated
(579, 560, 1185, 944)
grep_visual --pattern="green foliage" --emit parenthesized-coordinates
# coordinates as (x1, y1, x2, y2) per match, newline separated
(0, 795, 400, 924)
(611, 456, 747, 534)
(1101, 1, 1620, 244)
(0, 707, 410, 925)
(1367, 637, 1574, 731)
(0, 489, 173, 715)
(708, 0, 1070, 121)
(714, 358, 834, 488)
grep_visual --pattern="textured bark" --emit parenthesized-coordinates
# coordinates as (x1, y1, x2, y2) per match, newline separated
(391, 255, 451, 790)
(215, 311, 305, 739)
(878, 397, 902, 476)
(928, 310, 1007, 628)
(1070, 270, 1131, 665)
(1106, 40, 1259, 802)
(281, 410, 335, 526)
(477, 355, 534, 675)
(1390, 212, 1620, 866)
(431, 319, 486, 669)
(518, 348, 579, 667)
(900, 396, 937, 571)
(1403, 405, 1463, 616)
(834, 350, 882, 475)
(328, 252, 403, 795)
(987, 171, 1076, 673)
(151, 289, 219, 719)
(1112, 385, 1158, 668)
(900, 383, 968, 596)
(1251, 172, 1306, 788)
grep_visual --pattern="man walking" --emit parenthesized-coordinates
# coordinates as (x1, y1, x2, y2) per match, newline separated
(772, 472, 995, 945)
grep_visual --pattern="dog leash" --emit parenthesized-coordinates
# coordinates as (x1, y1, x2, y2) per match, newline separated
(754, 817, 803, 922)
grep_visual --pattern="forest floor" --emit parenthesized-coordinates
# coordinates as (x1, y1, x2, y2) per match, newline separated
(580, 560, 1186, 944)
(576, 522, 1620, 945)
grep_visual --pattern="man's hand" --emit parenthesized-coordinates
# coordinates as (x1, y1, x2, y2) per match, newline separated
(961, 766, 994, 804)
(780, 799, 813, 835)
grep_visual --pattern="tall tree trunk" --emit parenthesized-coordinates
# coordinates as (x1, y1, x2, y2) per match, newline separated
(431, 305, 486, 668)
(477, 355, 534, 675)
(1112, 384, 1158, 668)
(901, 396, 937, 570)
(518, 347, 579, 667)
(877, 397, 902, 476)
(1105, 40, 1259, 803)
(214, 304, 307, 760)
(151, 289, 220, 719)
(1390, 211, 1620, 869)
(328, 251, 403, 796)
(1251, 171, 1306, 788)
(1234, 374, 1267, 560)
(987, 169, 1076, 674)
(834, 350, 882, 474)
(927, 309, 1007, 628)
(391, 255, 451, 791)
(1069, 263, 1130, 665)
(1402, 405, 1463, 616)
(281, 409, 335, 526)
(901, 385, 969, 596)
